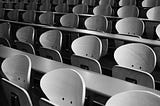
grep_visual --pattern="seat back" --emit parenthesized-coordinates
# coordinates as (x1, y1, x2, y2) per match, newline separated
(40, 68, 86, 106)
(39, 30, 62, 51)
(60, 13, 79, 27)
(99, 0, 114, 6)
(72, 4, 88, 14)
(39, 3, 51, 11)
(82, 0, 96, 6)
(39, 98, 55, 106)
(105, 90, 160, 106)
(16, 26, 35, 45)
(116, 17, 144, 36)
(67, 0, 79, 5)
(55, 3, 69, 13)
(146, 6, 160, 20)
(119, 0, 136, 6)
(39, 12, 54, 25)
(117, 5, 139, 18)
(22, 10, 35, 23)
(142, 0, 157, 7)
(114, 43, 157, 73)
(112, 65, 155, 88)
(1, 78, 33, 106)
(71, 35, 102, 60)
(93, 5, 112, 16)
(1, 54, 31, 90)
(7, 9, 19, 21)
(14, 41, 35, 54)
(39, 47, 63, 62)
(0, 22, 11, 40)
(71, 54, 102, 73)
(52, 0, 64, 5)
(26, 2, 37, 10)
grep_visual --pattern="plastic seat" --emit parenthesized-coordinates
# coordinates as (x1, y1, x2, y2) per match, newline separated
(112, 65, 155, 88)
(117, 5, 139, 18)
(39, 12, 54, 25)
(1, 78, 33, 106)
(14, 41, 35, 54)
(7, 9, 19, 21)
(1, 54, 31, 90)
(82, 0, 96, 6)
(39, 47, 63, 62)
(39, 3, 51, 11)
(67, 0, 79, 5)
(105, 90, 160, 106)
(72, 4, 88, 14)
(71, 35, 102, 60)
(16, 26, 35, 45)
(116, 17, 144, 36)
(22, 10, 36, 23)
(52, 0, 63, 5)
(85, 15, 108, 56)
(55, 3, 69, 13)
(119, 0, 136, 6)
(146, 6, 160, 20)
(39, 30, 62, 51)
(141, 0, 157, 7)
(71, 54, 102, 73)
(26, 2, 37, 10)
(114, 43, 157, 73)
(39, 98, 55, 106)
(99, 0, 114, 6)
(14, 2, 25, 9)
(40, 68, 86, 106)
(93, 5, 112, 16)
(0, 22, 11, 40)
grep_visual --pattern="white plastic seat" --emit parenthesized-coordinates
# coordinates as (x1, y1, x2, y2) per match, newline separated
(7, 9, 19, 21)
(117, 5, 139, 18)
(119, 0, 136, 6)
(146, 6, 160, 20)
(39, 12, 54, 25)
(85, 15, 108, 56)
(112, 65, 155, 88)
(93, 5, 112, 16)
(1, 78, 33, 106)
(40, 68, 86, 106)
(26, 2, 37, 10)
(142, 0, 157, 7)
(71, 54, 102, 73)
(16, 26, 35, 45)
(22, 10, 35, 23)
(82, 0, 96, 6)
(55, 3, 69, 13)
(71, 35, 102, 60)
(39, 30, 62, 51)
(114, 43, 157, 73)
(72, 4, 88, 14)
(67, 0, 79, 5)
(105, 90, 160, 106)
(99, 0, 114, 6)
(1, 54, 31, 90)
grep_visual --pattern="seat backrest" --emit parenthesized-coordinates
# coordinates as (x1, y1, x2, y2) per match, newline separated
(39, 47, 63, 62)
(99, 0, 114, 6)
(117, 5, 139, 18)
(112, 65, 155, 88)
(105, 90, 160, 106)
(146, 6, 160, 20)
(40, 68, 86, 106)
(116, 17, 144, 36)
(82, 0, 96, 6)
(14, 2, 25, 9)
(60, 13, 79, 27)
(0, 22, 11, 40)
(39, 30, 62, 51)
(114, 43, 157, 73)
(16, 26, 35, 44)
(93, 5, 112, 16)
(26, 2, 37, 10)
(71, 54, 102, 73)
(22, 10, 35, 23)
(55, 3, 69, 13)
(39, 3, 51, 11)
(1, 78, 33, 106)
(39, 98, 55, 106)
(67, 0, 79, 5)
(39, 12, 54, 25)
(71, 35, 102, 60)
(7, 9, 19, 21)
(142, 0, 157, 7)
(72, 4, 88, 14)
(1, 54, 31, 90)
(14, 41, 35, 54)
(119, 0, 136, 6)
(52, 0, 64, 5)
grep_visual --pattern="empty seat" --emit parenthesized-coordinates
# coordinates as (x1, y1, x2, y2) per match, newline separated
(22, 10, 36, 23)
(117, 5, 139, 18)
(0, 22, 11, 40)
(55, 3, 69, 13)
(112, 65, 155, 88)
(39, 3, 51, 11)
(99, 0, 114, 6)
(16, 26, 35, 45)
(93, 5, 112, 16)
(67, 0, 79, 5)
(146, 6, 160, 20)
(14, 2, 25, 9)
(1, 78, 33, 106)
(52, 0, 64, 5)
(39, 12, 54, 25)
(119, 0, 136, 6)
(141, 0, 157, 7)
(26, 2, 37, 10)
(114, 43, 157, 73)
(40, 68, 86, 106)
(72, 4, 88, 14)
(1, 54, 31, 90)
(82, 0, 96, 6)
(105, 90, 160, 106)
(7, 9, 19, 21)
